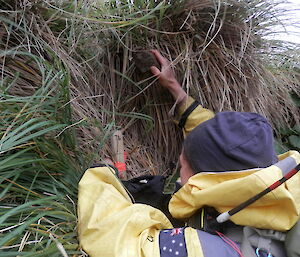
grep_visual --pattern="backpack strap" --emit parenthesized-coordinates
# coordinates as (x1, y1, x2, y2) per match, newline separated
(285, 219, 300, 257)
(257, 235, 272, 256)
(240, 227, 286, 257)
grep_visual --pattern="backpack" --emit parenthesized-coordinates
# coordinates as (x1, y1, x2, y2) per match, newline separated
(122, 175, 300, 257)
(285, 220, 300, 257)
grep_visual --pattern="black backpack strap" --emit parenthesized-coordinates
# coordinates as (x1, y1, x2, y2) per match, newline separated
(178, 100, 200, 129)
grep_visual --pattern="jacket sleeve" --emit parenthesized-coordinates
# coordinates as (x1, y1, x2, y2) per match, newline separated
(77, 166, 172, 257)
(175, 96, 215, 137)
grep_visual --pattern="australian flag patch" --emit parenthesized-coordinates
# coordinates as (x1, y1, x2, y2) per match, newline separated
(159, 228, 188, 257)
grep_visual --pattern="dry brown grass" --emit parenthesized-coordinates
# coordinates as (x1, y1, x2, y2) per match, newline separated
(1, 0, 300, 178)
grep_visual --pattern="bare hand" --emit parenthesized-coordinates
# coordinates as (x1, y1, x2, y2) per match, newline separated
(150, 50, 187, 104)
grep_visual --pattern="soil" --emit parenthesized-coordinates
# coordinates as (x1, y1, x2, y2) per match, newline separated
(133, 51, 161, 73)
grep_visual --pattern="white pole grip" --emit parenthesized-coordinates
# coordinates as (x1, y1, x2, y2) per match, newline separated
(216, 211, 230, 223)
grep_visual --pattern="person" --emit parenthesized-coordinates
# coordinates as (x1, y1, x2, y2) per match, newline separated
(77, 50, 300, 257)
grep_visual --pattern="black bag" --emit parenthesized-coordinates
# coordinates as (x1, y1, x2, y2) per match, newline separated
(122, 175, 184, 227)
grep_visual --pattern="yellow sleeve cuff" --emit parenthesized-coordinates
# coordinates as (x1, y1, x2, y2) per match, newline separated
(176, 96, 215, 137)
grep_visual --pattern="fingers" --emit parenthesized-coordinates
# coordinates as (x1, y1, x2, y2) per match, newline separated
(150, 66, 161, 76)
(150, 49, 168, 66)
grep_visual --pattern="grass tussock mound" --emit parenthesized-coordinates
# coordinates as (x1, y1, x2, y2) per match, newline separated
(0, 0, 299, 255)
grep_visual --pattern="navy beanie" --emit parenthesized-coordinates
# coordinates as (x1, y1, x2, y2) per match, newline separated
(183, 112, 278, 172)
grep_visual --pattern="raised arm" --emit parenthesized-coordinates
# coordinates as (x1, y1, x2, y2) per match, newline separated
(150, 50, 188, 106)
(150, 50, 214, 136)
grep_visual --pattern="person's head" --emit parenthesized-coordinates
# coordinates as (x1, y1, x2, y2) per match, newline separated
(179, 111, 278, 184)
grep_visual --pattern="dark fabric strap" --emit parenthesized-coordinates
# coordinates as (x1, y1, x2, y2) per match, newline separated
(178, 100, 200, 129)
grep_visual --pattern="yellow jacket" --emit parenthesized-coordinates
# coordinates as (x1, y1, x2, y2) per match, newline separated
(169, 150, 300, 231)
(78, 97, 300, 256)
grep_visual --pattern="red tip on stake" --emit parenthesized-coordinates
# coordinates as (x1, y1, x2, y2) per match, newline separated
(114, 161, 126, 172)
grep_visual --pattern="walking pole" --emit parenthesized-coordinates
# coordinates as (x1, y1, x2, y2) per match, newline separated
(216, 164, 300, 223)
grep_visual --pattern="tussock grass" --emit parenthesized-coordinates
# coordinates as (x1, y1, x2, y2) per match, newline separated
(0, 0, 299, 255)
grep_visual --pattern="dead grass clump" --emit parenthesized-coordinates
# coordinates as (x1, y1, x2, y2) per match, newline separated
(154, 0, 299, 119)
(1, 0, 300, 177)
